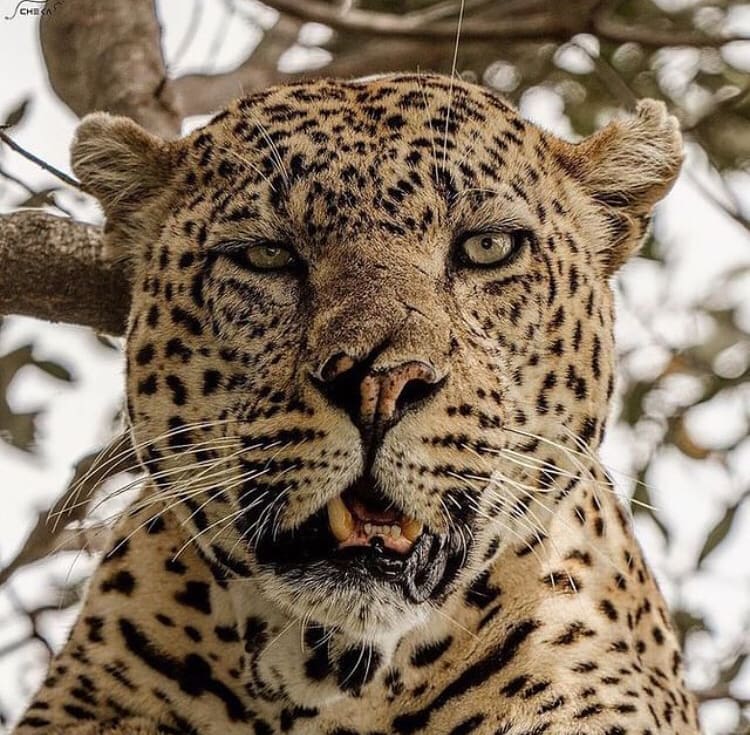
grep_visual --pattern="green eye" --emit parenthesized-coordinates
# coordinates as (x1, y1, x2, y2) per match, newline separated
(459, 231, 528, 267)
(245, 243, 295, 270)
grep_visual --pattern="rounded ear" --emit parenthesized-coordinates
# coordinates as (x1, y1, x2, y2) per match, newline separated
(71, 112, 176, 255)
(555, 100, 683, 274)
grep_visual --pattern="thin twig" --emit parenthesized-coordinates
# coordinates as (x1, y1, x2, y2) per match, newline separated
(0, 128, 81, 190)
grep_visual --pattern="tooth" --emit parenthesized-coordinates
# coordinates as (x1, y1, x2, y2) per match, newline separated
(401, 517, 423, 542)
(328, 496, 354, 542)
(391, 525, 401, 538)
(364, 523, 373, 535)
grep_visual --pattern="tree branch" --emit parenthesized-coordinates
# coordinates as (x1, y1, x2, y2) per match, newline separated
(0, 211, 128, 334)
(261, 0, 568, 41)
(592, 13, 747, 48)
(39, 0, 181, 137)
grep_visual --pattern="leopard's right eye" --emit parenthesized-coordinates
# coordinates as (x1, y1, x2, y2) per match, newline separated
(245, 243, 296, 271)
(216, 240, 299, 273)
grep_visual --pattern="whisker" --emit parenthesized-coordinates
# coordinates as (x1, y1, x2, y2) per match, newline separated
(441, 0, 466, 169)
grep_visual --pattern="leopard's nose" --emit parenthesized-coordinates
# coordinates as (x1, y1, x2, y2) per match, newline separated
(313, 352, 445, 439)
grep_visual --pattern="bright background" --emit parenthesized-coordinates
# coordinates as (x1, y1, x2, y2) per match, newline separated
(0, 2, 749, 733)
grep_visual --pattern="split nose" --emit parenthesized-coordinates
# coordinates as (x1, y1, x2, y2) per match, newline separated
(313, 351, 445, 439)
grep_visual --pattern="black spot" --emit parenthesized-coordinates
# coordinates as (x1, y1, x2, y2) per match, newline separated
(214, 625, 239, 643)
(165, 558, 188, 575)
(337, 644, 381, 692)
(244, 616, 268, 653)
(203, 369, 222, 395)
(100, 570, 136, 596)
(19, 717, 52, 728)
(171, 306, 203, 336)
(166, 338, 193, 363)
(448, 714, 485, 735)
(174, 581, 212, 614)
(464, 570, 501, 609)
(135, 344, 155, 366)
(392, 619, 539, 733)
(184, 626, 202, 643)
(279, 706, 318, 732)
(138, 375, 158, 395)
(104, 538, 129, 561)
(84, 616, 104, 643)
(600, 599, 618, 622)
(165, 375, 188, 405)
(62, 704, 96, 721)
(118, 618, 247, 722)
(146, 515, 166, 534)
(146, 304, 159, 327)
(303, 624, 332, 681)
(410, 636, 453, 668)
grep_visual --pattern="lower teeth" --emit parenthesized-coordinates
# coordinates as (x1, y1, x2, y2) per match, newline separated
(326, 497, 424, 544)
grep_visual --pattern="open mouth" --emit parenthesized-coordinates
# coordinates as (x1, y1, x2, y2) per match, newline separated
(252, 476, 469, 603)
(327, 479, 424, 554)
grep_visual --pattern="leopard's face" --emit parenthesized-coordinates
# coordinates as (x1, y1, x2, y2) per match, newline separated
(74, 75, 682, 640)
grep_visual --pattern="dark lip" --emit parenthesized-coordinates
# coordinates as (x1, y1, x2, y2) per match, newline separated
(252, 476, 470, 603)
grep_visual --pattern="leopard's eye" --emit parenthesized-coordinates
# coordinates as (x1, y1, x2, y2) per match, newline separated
(458, 231, 528, 267)
(245, 243, 296, 271)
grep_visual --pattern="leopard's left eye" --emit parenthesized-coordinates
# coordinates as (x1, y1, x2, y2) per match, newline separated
(458, 231, 529, 267)
(245, 243, 295, 270)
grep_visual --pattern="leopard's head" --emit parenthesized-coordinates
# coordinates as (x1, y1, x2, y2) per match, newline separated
(72, 75, 682, 640)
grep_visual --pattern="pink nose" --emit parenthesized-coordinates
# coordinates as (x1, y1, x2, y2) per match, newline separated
(359, 361, 439, 425)
(315, 353, 444, 436)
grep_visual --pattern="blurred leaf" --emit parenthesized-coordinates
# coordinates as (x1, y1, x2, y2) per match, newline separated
(721, 653, 748, 685)
(0, 345, 38, 452)
(620, 380, 651, 425)
(669, 415, 711, 460)
(32, 359, 73, 382)
(95, 335, 120, 351)
(16, 188, 58, 209)
(672, 608, 707, 648)
(2, 98, 30, 129)
(698, 498, 744, 566)
(0, 344, 74, 451)
(632, 469, 671, 542)
(0, 409, 40, 452)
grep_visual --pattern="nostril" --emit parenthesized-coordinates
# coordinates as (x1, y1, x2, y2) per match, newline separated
(312, 352, 369, 427)
(318, 352, 356, 383)
(395, 376, 442, 415)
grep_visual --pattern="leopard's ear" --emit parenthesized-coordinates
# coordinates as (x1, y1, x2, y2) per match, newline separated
(554, 100, 683, 275)
(71, 112, 176, 254)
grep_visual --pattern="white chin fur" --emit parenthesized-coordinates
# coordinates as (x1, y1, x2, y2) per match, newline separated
(255, 565, 428, 640)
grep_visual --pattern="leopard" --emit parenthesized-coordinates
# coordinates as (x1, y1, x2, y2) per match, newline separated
(12, 73, 700, 735)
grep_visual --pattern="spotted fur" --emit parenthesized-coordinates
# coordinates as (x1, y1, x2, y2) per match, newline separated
(14, 74, 698, 735)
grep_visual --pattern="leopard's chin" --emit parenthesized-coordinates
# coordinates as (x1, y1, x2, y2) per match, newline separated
(252, 474, 472, 605)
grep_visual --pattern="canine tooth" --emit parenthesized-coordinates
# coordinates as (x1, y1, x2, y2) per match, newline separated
(364, 523, 373, 535)
(327, 496, 354, 542)
(391, 525, 401, 538)
(401, 517, 423, 542)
